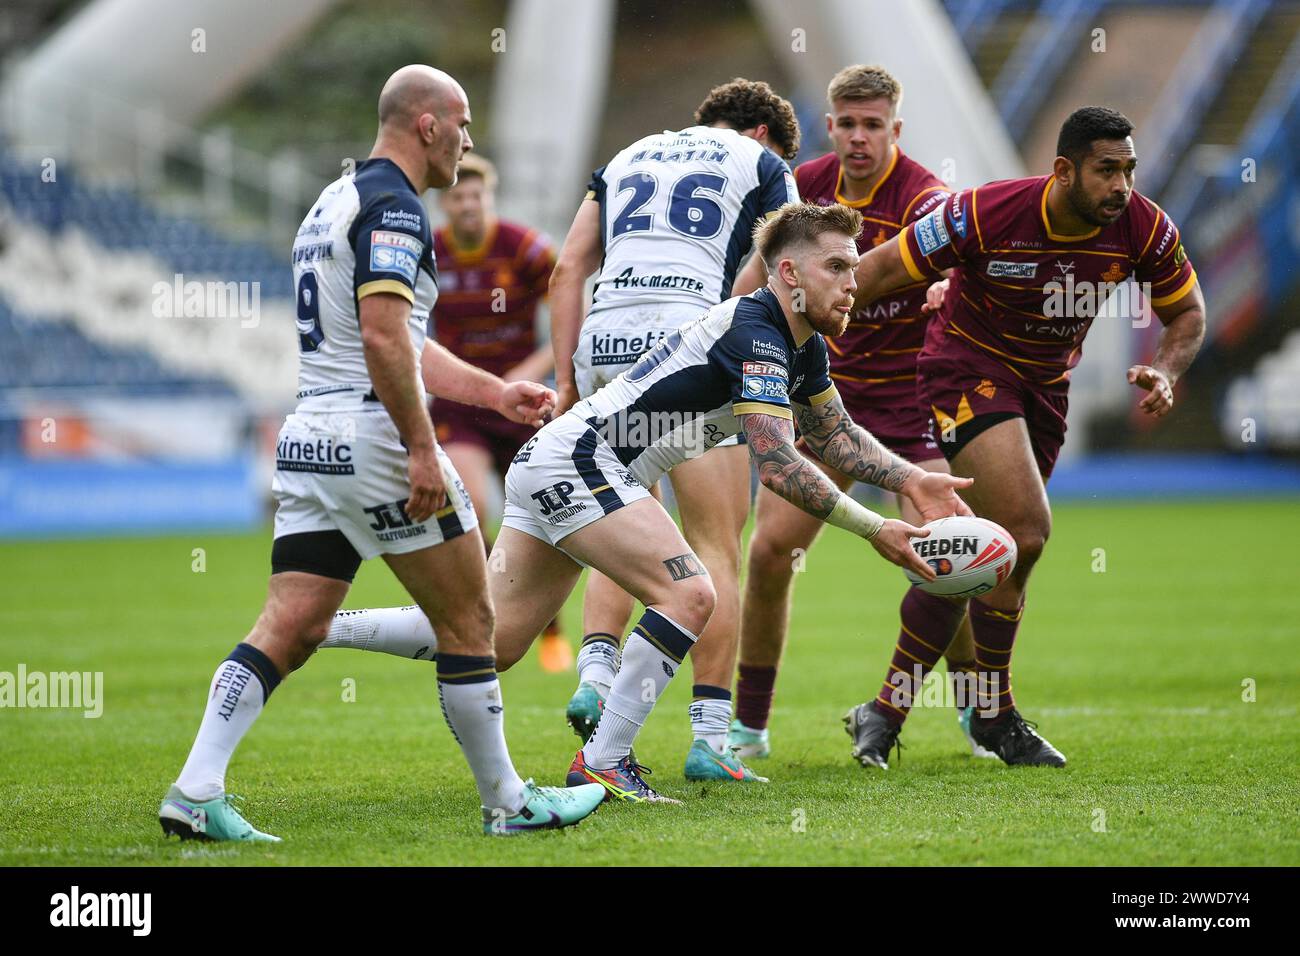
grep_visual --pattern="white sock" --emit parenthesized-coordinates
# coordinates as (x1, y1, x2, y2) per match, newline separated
(437, 654, 527, 812)
(321, 606, 436, 661)
(583, 609, 698, 770)
(576, 634, 620, 695)
(175, 645, 279, 801)
(689, 691, 732, 754)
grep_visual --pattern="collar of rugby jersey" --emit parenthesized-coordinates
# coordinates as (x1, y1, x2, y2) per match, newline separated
(835, 144, 898, 208)
(1040, 176, 1101, 242)
(753, 285, 814, 349)
(357, 156, 419, 195)
(441, 220, 499, 265)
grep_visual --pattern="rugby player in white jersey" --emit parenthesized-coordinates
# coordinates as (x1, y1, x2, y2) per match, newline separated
(548, 79, 801, 781)
(317, 79, 802, 782)
(493, 202, 972, 802)
(158, 65, 604, 841)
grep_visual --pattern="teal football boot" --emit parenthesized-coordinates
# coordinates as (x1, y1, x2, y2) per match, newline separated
(957, 706, 999, 759)
(565, 681, 605, 742)
(158, 785, 281, 842)
(726, 718, 771, 759)
(683, 740, 769, 783)
(482, 780, 605, 835)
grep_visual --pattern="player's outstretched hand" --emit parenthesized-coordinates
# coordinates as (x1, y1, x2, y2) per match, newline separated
(553, 381, 580, 419)
(902, 471, 974, 522)
(407, 445, 448, 523)
(920, 278, 950, 316)
(1128, 364, 1174, 417)
(498, 380, 557, 428)
(871, 520, 936, 581)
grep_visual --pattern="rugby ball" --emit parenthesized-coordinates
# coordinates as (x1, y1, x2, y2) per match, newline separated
(903, 516, 1017, 598)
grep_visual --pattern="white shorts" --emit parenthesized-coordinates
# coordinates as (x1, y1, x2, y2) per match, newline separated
(501, 412, 651, 551)
(573, 303, 740, 447)
(573, 303, 707, 398)
(272, 409, 478, 560)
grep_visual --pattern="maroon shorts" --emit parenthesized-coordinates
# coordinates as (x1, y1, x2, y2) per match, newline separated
(825, 380, 941, 466)
(432, 399, 538, 478)
(916, 341, 1069, 478)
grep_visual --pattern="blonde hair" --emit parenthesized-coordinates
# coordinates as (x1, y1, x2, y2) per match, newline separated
(753, 202, 863, 269)
(452, 152, 498, 189)
(827, 65, 902, 113)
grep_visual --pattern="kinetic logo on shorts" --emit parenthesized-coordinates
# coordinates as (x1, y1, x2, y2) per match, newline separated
(276, 437, 354, 474)
(589, 327, 670, 366)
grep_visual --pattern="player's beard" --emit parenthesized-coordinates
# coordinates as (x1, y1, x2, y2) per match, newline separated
(1067, 178, 1126, 227)
(810, 302, 852, 337)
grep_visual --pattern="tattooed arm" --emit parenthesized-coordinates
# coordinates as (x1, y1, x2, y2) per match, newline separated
(794, 394, 975, 523)
(741, 411, 844, 519)
(741, 411, 938, 580)
(795, 392, 917, 494)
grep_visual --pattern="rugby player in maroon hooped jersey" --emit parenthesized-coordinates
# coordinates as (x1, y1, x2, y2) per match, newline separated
(841, 106, 1206, 768)
(729, 65, 992, 765)
(427, 153, 573, 672)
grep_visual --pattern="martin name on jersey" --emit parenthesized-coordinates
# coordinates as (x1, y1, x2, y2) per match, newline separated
(586, 126, 798, 316)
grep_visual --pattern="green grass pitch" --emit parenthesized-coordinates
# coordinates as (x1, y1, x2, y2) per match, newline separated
(1, 499, 1296, 866)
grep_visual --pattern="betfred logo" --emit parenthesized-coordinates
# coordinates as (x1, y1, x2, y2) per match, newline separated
(742, 361, 786, 378)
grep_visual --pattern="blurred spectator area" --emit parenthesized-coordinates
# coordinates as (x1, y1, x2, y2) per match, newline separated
(0, 0, 1296, 463)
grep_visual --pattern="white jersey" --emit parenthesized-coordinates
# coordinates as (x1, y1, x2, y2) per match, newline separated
(572, 287, 835, 486)
(585, 126, 797, 316)
(291, 157, 437, 411)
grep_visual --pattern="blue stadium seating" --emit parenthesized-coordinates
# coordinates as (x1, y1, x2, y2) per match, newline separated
(0, 296, 235, 395)
(0, 149, 291, 299)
